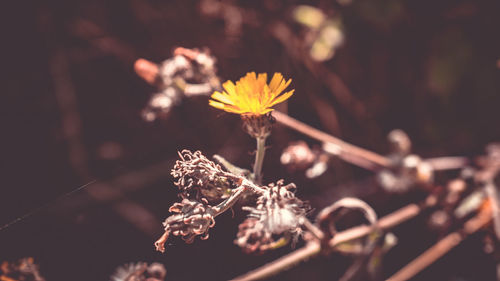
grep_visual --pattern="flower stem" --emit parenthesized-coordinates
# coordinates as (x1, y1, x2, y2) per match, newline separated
(253, 136, 267, 184)
(213, 186, 247, 215)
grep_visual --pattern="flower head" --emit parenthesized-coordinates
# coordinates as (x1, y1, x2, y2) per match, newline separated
(171, 150, 238, 202)
(155, 199, 217, 252)
(235, 180, 309, 252)
(209, 72, 294, 115)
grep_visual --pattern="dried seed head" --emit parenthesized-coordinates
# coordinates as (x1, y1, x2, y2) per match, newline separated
(0, 257, 45, 281)
(137, 48, 220, 121)
(235, 180, 308, 252)
(167, 199, 215, 242)
(155, 199, 217, 253)
(111, 262, 147, 281)
(172, 150, 237, 202)
(234, 218, 272, 253)
(111, 262, 167, 281)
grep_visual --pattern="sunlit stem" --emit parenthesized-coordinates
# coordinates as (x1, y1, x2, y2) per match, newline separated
(253, 136, 267, 184)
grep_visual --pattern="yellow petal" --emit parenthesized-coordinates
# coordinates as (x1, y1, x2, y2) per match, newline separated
(269, 89, 294, 107)
(274, 78, 292, 95)
(211, 91, 235, 105)
(222, 81, 237, 96)
(209, 100, 226, 109)
(269, 73, 284, 92)
(209, 72, 294, 116)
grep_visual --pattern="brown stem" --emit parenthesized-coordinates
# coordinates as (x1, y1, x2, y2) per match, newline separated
(386, 206, 492, 281)
(273, 110, 392, 171)
(274, 111, 468, 172)
(300, 217, 325, 241)
(213, 186, 248, 215)
(425, 156, 470, 171)
(231, 242, 321, 281)
(230, 197, 437, 281)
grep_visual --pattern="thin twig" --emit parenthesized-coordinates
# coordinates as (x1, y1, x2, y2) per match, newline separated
(273, 110, 390, 171)
(213, 186, 247, 215)
(231, 242, 321, 281)
(300, 217, 325, 241)
(274, 111, 469, 172)
(386, 206, 492, 281)
(231, 197, 436, 281)
(425, 156, 470, 171)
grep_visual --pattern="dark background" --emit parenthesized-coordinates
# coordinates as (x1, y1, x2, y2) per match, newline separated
(2, 0, 500, 280)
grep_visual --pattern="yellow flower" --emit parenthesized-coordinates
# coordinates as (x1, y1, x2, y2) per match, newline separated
(209, 72, 294, 115)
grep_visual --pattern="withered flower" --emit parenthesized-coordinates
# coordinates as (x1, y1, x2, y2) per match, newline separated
(111, 262, 167, 281)
(137, 47, 220, 121)
(280, 141, 317, 170)
(171, 150, 240, 202)
(235, 180, 308, 252)
(155, 199, 216, 252)
(0, 257, 45, 281)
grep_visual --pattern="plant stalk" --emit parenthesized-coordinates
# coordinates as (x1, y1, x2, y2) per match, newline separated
(253, 136, 266, 184)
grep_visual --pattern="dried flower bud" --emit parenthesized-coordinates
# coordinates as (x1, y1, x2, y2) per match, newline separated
(170, 199, 215, 241)
(428, 210, 450, 231)
(234, 217, 274, 253)
(172, 150, 239, 202)
(0, 257, 45, 281)
(387, 129, 411, 155)
(241, 113, 275, 139)
(377, 169, 412, 193)
(280, 141, 316, 170)
(137, 47, 220, 121)
(155, 199, 216, 252)
(235, 180, 308, 252)
(142, 88, 182, 121)
(111, 262, 167, 281)
(146, 263, 167, 280)
(377, 154, 434, 193)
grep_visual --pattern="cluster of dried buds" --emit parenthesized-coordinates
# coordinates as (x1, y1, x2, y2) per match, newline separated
(0, 257, 45, 281)
(155, 150, 309, 254)
(428, 143, 500, 235)
(110, 262, 166, 281)
(171, 150, 237, 202)
(135, 47, 221, 121)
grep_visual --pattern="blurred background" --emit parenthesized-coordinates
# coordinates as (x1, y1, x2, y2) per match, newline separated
(2, 0, 500, 280)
